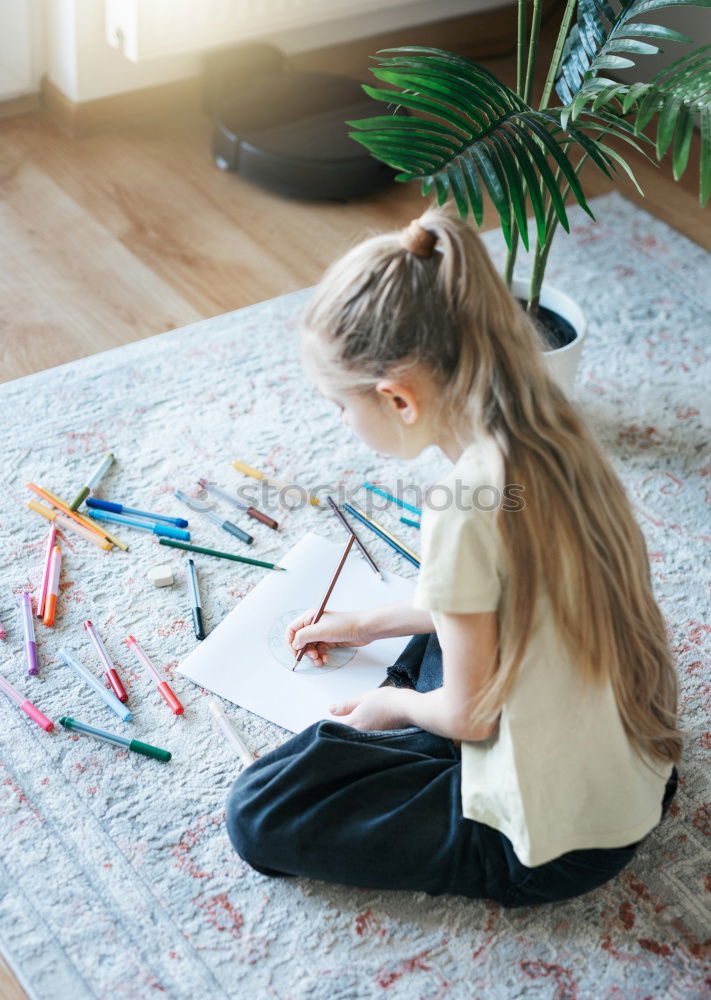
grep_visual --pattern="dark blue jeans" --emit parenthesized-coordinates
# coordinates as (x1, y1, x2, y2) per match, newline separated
(226, 634, 678, 907)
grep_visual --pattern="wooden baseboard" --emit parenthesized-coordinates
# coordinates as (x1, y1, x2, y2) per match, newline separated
(39, 0, 561, 138)
(39, 75, 205, 138)
(0, 92, 41, 120)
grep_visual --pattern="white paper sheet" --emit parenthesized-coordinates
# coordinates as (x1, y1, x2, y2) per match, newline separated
(177, 532, 417, 733)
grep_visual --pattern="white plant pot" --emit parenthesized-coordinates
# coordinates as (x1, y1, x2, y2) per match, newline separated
(511, 278, 587, 397)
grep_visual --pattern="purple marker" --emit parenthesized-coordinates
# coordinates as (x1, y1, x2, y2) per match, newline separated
(20, 592, 38, 676)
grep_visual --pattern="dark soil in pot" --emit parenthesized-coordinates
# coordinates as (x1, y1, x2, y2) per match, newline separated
(515, 298, 578, 352)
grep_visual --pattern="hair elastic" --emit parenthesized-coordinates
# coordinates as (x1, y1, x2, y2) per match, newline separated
(401, 219, 437, 258)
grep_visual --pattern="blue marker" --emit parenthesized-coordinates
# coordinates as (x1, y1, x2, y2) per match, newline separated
(87, 509, 190, 541)
(59, 648, 132, 722)
(87, 498, 188, 528)
(400, 516, 421, 529)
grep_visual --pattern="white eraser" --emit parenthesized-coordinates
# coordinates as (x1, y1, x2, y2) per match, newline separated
(148, 564, 174, 587)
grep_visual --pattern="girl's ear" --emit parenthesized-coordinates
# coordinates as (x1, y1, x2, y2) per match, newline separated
(375, 379, 420, 426)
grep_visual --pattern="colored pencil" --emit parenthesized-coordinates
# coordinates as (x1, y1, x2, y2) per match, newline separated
(343, 502, 420, 569)
(294, 534, 355, 668)
(363, 482, 422, 516)
(346, 502, 419, 562)
(326, 496, 382, 580)
(159, 537, 286, 571)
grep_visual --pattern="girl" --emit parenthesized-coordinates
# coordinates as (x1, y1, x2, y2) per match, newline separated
(226, 206, 681, 907)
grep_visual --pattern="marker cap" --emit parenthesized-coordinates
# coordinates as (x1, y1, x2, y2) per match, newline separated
(129, 739, 171, 762)
(22, 700, 54, 731)
(158, 681, 184, 715)
(155, 525, 191, 541)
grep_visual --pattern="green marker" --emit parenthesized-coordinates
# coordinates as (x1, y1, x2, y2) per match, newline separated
(70, 452, 115, 510)
(59, 716, 171, 762)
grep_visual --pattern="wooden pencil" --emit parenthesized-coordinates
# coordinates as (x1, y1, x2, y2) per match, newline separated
(326, 496, 382, 580)
(159, 537, 286, 570)
(294, 534, 355, 668)
(343, 502, 420, 567)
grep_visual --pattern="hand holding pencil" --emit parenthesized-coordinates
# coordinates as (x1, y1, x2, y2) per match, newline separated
(287, 608, 377, 668)
(291, 534, 354, 669)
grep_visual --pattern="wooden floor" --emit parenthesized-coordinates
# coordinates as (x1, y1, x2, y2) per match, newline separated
(0, 16, 708, 387)
(0, 7, 708, 997)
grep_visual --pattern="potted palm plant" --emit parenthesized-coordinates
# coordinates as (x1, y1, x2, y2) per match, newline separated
(347, 0, 711, 394)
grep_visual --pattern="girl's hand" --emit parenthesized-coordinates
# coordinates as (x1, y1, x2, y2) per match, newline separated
(286, 609, 377, 667)
(328, 686, 409, 731)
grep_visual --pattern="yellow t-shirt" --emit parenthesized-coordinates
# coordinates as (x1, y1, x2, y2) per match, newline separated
(412, 438, 672, 867)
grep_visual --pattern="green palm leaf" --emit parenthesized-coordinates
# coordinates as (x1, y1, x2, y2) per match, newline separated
(347, 47, 617, 251)
(554, 0, 703, 105)
(554, 4, 711, 205)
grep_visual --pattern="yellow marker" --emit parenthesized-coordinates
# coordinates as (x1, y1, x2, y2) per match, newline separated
(30, 483, 128, 552)
(232, 461, 320, 507)
(28, 500, 111, 550)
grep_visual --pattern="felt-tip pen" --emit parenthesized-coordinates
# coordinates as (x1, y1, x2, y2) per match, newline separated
(59, 716, 171, 762)
(59, 647, 132, 722)
(83, 620, 128, 702)
(125, 635, 184, 714)
(0, 670, 53, 731)
(20, 591, 38, 675)
(186, 559, 205, 640)
(70, 452, 115, 510)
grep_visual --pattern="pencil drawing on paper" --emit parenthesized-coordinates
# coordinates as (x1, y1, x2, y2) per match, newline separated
(268, 609, 357, 673)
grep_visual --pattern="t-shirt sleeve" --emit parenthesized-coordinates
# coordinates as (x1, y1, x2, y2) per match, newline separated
(413, 503, 503, 614)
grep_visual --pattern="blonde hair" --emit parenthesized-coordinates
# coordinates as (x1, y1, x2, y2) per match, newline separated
(300, 203, 683, 770)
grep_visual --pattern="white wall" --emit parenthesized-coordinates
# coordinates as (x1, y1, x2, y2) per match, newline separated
(46, 0, 506, 104)
(0, 0, 43, 99)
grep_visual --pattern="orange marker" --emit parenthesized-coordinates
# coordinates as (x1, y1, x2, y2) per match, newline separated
(26, 482, 127, 551)
(125, 635, 184, 715)
(42, 545, 62, 627)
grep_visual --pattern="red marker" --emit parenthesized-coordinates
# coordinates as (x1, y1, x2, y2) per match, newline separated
(125, 635, 183, 715)
(83, 621, 128, 703)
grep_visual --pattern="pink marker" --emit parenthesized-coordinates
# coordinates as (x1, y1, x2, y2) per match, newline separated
(125, 635, 184, 715)
(37, 525, 58, 619)
(83, 621, 128, 703)
(0, 670, 53, 731)
(20, 592, 38, 676)
(0, 619, 6, 639)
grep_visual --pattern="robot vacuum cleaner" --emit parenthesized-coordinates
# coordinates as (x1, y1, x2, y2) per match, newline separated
(212, 69, 405, 201)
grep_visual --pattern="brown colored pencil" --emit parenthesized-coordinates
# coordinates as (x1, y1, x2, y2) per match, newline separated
(326, 496, 383, 580)
(293, 534, 355, 669)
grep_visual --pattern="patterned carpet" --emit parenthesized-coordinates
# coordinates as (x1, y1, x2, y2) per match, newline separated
(0, 191, 709, 999)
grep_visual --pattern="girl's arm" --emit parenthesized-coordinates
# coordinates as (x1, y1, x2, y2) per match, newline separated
(288, 599, 434, 666)
(330, 610, 500, 742)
